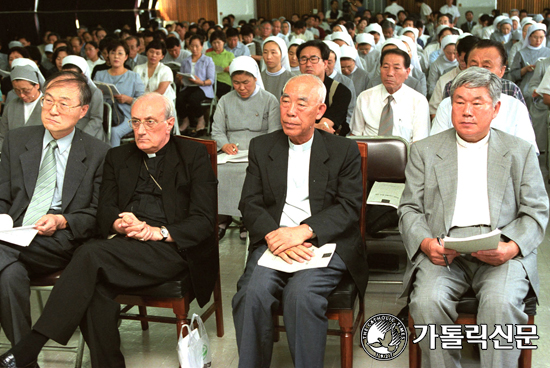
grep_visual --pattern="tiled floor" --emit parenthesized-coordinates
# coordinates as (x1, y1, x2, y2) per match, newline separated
(2, 209, 550, 367)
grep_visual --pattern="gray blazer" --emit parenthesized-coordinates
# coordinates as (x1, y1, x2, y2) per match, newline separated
(398, 128, 549, 298)
(0, 97, 43, 150)
(0, 125, 110, 239)
(76, 86, 105, 142)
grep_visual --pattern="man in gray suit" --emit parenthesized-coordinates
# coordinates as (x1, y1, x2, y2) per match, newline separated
(399, 67, 549, 367)
(0, 70, 109, 348)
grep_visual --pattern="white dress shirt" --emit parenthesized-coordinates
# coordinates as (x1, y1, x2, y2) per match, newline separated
(439, 4, 461, 22)
(350, 83, 430, 143)
(451, 132, 491, 227)
(279, 135, 313, 228)
(430, 95, 539, 153)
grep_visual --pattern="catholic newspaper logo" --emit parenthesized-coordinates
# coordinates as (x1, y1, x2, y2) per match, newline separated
(361, 313, 408, 361)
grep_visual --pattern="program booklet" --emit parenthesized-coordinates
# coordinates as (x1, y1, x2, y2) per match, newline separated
(217, 150, 249, 164)
(0, 214, 38, 247)
(443, 229, 501, 253)
(257, 243, 336, 273)
(95, 82, 121, 96)
(366, 182, 406, 208)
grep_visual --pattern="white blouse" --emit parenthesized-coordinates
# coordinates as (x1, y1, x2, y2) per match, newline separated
(133, 62, 175, 102)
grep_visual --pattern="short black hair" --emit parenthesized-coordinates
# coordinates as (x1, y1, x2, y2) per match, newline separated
(296, 39, 330, 61)
(226, 27, 240, 38)
(456, 35, 479, 56)
(209, 30, 226, 44)
(165, 37, 180, 49)
(106, 40, 129, 55)
(240, 26, 254, 37)
(465, 10, 474, 16)
(25, 45, 41, 63)
(188, 34, 204, 45)
(380, 48, 411, 68)
(146, 39, 167, 55)
(467, 39, 507, 67)
(9, 46, 30, 60)
(294, 20, 306, 29)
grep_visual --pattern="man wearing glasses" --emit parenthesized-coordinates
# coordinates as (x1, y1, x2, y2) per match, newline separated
(0, 92, 218, 368)
(296, 40, 351, 134)
(0, 70, 110, 353)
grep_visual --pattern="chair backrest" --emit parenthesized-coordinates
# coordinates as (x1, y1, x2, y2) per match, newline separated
(175, 135, 217, 177)
(348, 136, 408, 183)
(356, 141, 368, 242)
(102, 102, 112, 142)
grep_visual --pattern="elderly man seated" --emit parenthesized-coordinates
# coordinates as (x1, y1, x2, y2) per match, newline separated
(0, 92, 218, 368)
(399, 67, 549, 367)
(232, 74, 368, 368)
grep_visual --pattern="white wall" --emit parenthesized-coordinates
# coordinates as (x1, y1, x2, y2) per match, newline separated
(217, 0, 255, 25)
(455, 0, 497, 23)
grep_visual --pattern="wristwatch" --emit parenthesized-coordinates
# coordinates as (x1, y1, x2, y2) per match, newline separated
(160, 226, 169, 242)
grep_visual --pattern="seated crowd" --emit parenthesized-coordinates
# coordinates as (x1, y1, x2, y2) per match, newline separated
(0, 2, 549, 367)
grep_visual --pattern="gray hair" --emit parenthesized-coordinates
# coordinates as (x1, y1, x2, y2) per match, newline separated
(450, 67, 502, 107)
(132, 92, 176, 120)
(282, 74, 327, 104)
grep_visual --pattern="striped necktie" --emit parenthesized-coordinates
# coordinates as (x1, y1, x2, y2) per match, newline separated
(22, 140, 58, 226)
(378, 95, 394, 136)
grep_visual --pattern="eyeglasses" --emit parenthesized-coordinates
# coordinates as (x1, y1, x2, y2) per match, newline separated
(299, 55, 322, 65)
(40, 97, 81, 113)
(14, 87, 35, 96)
(128, 119, 166, 130)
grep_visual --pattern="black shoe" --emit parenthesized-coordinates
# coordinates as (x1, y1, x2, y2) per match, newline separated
(0, 352, 38, 368)
(218, 226, 227, 240)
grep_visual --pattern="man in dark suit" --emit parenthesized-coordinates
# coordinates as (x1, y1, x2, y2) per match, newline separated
(0, 71, 110, 350)
(233, 74, 368, 368)
(0, 92, 218, 368)
(460, 10, 476, 33)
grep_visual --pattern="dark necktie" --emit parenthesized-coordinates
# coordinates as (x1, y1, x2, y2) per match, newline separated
(378, 95, 394, 136)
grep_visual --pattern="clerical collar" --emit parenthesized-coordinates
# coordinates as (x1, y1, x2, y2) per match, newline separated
(288, 134, 314, 152)
(266, 67, 286, 76)
(144, 138, 170, 158)
(291, 66, 300, 72)
(456, 131, 490, 149)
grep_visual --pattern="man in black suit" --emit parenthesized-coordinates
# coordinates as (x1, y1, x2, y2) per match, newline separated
(460, 10, 476, 33)
(233, 74, 368, 368)
(0, 92, 218, 368)
(0, 71, 110, 349)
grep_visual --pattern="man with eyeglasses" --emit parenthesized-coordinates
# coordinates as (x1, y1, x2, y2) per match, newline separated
(0, 92, 218, 368)
(296, 40, 351, 134)
(0, 70, 110, 358)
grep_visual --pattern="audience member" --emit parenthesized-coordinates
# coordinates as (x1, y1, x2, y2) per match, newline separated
(233, 73, 367, 368)
(351, 48, 429, 143)
(134, 40, 176, 106)
(427, 35, 459, 96)
(225, 28, 251, 57)
(260, 36, 292, 99)
(162, 37, 191, 65)
(94, 40, 145, 147)
(287, 39, 305, 75)
(206, 30, 235, 99)
(460, 10, 476, 32)
(176, 34, 215, 134)
(84, 41, 104, 72)
(0, 71, 109, 351)
(340, 45, 369, 96)
(399, 67, 548, 368)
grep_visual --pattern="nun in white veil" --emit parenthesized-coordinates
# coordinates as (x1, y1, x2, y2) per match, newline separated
(511, 23, 550, 100)
(288, 39, 305, 75)
(0, 62, 45, 148)
(365, 23, 386, 50)
(61, 55, 106, 141)
(260, 36, 293, 99)
(399, 35, 428, 96)
(212, 55, 282, 239)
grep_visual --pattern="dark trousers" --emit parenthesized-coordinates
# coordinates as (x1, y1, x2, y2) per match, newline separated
(32, 236, 187, 368)
(176, 87, 207, 121)
(216, 81, 231, 100)
(232, 245, 346, 368)
(0, 230, 77, 346)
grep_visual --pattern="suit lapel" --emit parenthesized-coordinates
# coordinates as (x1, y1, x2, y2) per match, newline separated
(487, 130, 511, 229)
(61, 130, 87, 211)
(118, 145, 142, 208)
(433, 130, 458, 232)
(308, 131, 330, 215)
(20, 127, 45, 199)
(267, 132, 289, 210)
(160, 141, 180, 223)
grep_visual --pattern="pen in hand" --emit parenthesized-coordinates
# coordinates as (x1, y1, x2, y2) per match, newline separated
(437, 237, 451, 272)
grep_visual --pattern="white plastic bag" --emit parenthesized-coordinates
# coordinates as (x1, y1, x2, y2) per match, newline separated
(177, 313, 212, 368)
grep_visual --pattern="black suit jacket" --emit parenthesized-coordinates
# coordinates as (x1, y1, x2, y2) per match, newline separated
(460, 21, 476, 33)
(0, 126, 110, 239)
(97, 138, 218, 307)
(239, 129, 368, 296)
